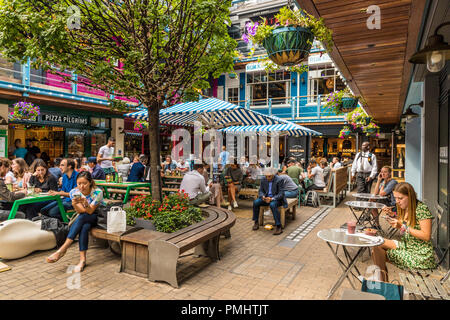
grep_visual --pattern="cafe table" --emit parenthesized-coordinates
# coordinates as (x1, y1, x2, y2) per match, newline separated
(94, 181, 152, 204)
(8, 193, 70, 222)
(345, 201, 387, 235)
(352, 193, 388, 201)
(317, 228, 384, 299)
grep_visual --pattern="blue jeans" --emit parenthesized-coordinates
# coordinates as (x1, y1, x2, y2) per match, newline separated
(284, 189, 299, 198)
(252, 198, 283, 227)
(41, 201, 73, 220)
(67, 213, 98, 251)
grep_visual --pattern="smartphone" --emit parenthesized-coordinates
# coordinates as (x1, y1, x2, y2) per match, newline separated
(73, 194, 82, 200)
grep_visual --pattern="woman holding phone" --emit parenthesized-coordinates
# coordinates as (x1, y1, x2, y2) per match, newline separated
(371, 166, 397, 223)
(46, 171, 104, 273)
(371, 182, 437, 281)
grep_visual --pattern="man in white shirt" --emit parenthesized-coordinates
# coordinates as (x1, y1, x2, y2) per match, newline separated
(351, 141, 378, 194)
(331, 157, 342, 169)
(306, 159, 326, 191)
(180, 163, 212, 205)
(176, 158, 190, 173)
(97, 137, 116, 176)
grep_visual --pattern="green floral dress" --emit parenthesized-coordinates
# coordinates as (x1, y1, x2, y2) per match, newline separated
(387, 202, 437, 270)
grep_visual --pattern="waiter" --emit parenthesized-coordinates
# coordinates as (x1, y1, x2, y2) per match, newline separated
(351, 141, 378, 194)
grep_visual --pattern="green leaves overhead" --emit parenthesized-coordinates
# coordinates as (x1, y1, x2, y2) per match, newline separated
(0, 0, 237, 107)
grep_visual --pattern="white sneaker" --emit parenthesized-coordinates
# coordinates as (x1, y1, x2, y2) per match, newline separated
(233, 201, 238, 208)
(228, 205, 232, 211)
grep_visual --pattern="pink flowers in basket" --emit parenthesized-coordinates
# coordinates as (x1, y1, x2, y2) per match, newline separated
(10, 101, 40, 120)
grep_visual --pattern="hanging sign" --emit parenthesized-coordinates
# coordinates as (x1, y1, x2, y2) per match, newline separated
(41, 113, 89, 125)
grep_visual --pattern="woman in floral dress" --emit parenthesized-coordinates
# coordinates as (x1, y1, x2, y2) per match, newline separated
(372, 182, 437, 281)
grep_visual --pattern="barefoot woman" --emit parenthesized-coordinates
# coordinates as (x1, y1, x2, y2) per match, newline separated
(371, 182, 437, 281)
(46, 171, 104, 272)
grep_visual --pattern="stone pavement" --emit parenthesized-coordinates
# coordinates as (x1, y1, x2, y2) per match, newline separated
(0, 192, 406, 300)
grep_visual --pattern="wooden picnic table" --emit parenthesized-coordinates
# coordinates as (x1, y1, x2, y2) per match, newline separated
(94, 181, 152, 204)
(7, 193, 70, 222)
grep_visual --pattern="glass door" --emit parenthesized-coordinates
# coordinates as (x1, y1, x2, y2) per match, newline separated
(66, 130, 87, 158)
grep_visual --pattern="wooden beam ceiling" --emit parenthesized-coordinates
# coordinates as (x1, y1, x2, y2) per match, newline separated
(296, 0, 426, 124)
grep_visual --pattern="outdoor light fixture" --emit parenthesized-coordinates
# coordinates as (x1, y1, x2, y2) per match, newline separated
(402, 101, 423, 121)
(409, 22, 450, 72)
(301, 77, 306, 84)
(0, 116, 7, 125)
(292, 77, 296, 85)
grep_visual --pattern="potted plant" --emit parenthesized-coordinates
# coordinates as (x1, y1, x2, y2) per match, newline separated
(126, 194, 158, 230)
(338, 126, 352, 139)
(243, 6, 333, 67)
(324, 88, 359, 115)
(362, 122, 380, 137)
(9, 101, 40, 121)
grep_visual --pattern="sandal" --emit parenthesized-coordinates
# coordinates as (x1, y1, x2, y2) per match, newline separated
(46, 250, 66, 263)
(73, 261, 86, 273)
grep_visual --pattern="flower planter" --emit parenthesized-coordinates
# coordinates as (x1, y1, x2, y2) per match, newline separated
(10, 101, 40, 121)
(340, 97, 359, 113)
(365, 128, 377, 134)
(262, 26, 314, 67)
(133, 218, 156, 230)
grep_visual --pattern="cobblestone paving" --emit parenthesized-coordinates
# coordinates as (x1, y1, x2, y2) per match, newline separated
(0, 193, 405, 300)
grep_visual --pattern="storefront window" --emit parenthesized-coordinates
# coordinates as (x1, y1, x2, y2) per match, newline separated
(91, 132, 107, 157)
(91, 117, 111, 128)
(67, 131, 86, 158)
(438, 99, 448, 210)
(248, 70, 290, 106)
(228, 87, 239, 104)
(307, 65, 345, 104)
(125, 133, 142, 159)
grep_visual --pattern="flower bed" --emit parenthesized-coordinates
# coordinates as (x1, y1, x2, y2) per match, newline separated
(125, 191, 203, 233)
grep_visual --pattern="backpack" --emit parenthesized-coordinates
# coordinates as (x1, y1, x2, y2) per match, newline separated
(305, 191, 320, 207)
(356, 152, 374, 165)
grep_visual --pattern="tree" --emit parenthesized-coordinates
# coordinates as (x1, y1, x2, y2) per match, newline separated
(0, 0, 237, 200)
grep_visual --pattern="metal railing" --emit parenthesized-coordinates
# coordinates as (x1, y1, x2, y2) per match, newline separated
(228, 94, 346, 121)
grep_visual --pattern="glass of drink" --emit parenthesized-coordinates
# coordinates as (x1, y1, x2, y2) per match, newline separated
(6, 183, 13, 192)
(347, 221, 357, 234)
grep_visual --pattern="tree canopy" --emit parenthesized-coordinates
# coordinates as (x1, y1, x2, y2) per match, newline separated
(0, 0, 238, 200)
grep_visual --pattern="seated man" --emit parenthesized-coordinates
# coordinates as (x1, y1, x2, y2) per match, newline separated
(306, 159, 326, 191)
(179, 163, 211, 206)
(42, 158, 78, 220)
(286, 159, 303, 182)
(87, 157, 106, 180)
(319, 159, 331, 183)
(176, 158, 190, 173)
(0, 158, 26, 220)
(128, 154, 147, 182)
(277, 170, 300, 199)
(252, 167, 287, 235)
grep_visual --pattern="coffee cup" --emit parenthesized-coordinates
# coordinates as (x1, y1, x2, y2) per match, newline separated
(347, 221, 356, 234)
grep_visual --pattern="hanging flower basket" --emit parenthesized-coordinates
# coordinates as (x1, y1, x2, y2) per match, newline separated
(133, 120, 148, 131)
(262, 26, 314, 66)
(338, 126, 351, 139)
(324, 89, 359, 115)
(340, 97, 359, 113)
(10, 101, 40, 121)
(243, 6, 333, 68)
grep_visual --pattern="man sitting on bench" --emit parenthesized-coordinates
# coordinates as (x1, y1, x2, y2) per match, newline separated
(180, 163, 212, 206)
(277, 170, 299, 199)
(252, 167, 287, 235)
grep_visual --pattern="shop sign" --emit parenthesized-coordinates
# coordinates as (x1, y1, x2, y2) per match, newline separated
(287, 136, 308, 160)
(41, 113, 89, 125)
(246, 62, 265, 73)
(289, 145, 305, 157)
(308, 53, 331, 65)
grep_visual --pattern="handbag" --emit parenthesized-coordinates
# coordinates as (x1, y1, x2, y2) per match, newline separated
(106, 206, 126, 233)
(361, 278, 404, 300)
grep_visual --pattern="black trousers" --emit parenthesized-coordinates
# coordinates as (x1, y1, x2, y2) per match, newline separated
(356, 172, 373, 195)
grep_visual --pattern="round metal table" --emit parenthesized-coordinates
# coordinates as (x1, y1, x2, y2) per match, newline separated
(317, 228, 384, 299)
(345, 201, 388, 235)
(352, 193, 388, 201)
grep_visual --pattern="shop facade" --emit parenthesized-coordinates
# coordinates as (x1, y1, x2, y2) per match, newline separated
(7, 103, 120, 161)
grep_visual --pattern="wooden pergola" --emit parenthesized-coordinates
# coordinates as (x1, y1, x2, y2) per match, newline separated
(296, 0, 426, 124)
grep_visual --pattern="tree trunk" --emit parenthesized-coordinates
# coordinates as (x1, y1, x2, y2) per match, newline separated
(147, 105, 162, 201)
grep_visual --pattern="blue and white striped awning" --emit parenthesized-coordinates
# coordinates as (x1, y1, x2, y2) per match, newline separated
(220, 123, 321, 136)
(125, 98, 303, 127)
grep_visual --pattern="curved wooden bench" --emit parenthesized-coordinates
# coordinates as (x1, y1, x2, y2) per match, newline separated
(148, 207, 236, 288)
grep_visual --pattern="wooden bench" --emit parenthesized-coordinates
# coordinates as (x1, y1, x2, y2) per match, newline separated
(239, 188, 259, 198)
(107, 189, 151, 196)
(90, 226, 142, 256)
(258, 198, 298, 228)
(316, 166, 348, 208)
(147, 206, 236, 288)
(162, 187, 179, 194)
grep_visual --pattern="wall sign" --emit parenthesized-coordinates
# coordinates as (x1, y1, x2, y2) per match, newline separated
(41, 113, 89, 125)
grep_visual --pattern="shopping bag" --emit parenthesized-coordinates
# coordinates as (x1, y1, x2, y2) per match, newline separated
(107, 206, 126, 233)
(361, 279, 404, 300)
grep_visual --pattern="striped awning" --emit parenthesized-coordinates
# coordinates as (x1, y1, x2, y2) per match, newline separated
(220, 123, 321, 136)
(125, 98, 304, 127)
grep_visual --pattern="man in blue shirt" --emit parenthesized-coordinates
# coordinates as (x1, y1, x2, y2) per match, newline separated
(218, 146, 230, 171)
(87, 157, 106, 180)
(128, 154, 146, 182)
(48, 158, 63, 180)
(41, 158, 78, 220)
(252, 167, 286, 235)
